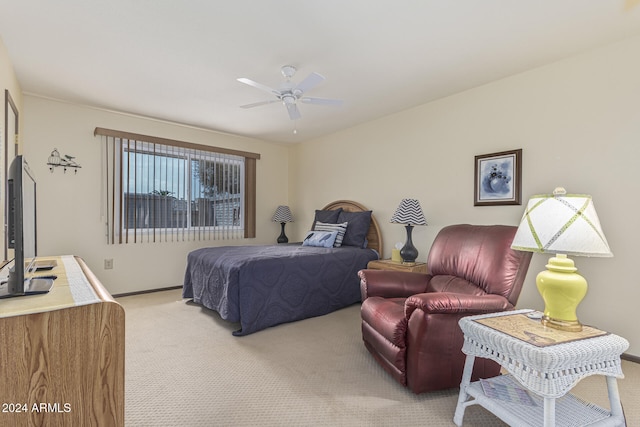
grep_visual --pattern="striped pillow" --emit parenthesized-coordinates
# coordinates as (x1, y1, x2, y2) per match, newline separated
(314, 221, 348, 247)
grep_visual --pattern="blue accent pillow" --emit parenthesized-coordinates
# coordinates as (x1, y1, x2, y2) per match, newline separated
(314, 221, 348, 247)
(302, 230, 338, 248)
(337, 210, 372, 248)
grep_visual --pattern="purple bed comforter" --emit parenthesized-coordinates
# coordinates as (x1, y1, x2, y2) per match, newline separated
(182, 244, 378, 335)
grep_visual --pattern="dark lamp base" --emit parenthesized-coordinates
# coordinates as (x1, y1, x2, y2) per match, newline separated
(400, 224, 419, 264)
(277, 222, 289, 244)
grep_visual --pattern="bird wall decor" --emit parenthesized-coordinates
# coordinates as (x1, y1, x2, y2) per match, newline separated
(47, 148, 82, 173)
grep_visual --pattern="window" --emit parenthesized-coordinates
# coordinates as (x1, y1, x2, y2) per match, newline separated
(95, 128, 259, 244)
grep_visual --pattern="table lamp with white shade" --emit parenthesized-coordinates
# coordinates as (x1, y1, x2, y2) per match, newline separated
(511, 187, 612, 332)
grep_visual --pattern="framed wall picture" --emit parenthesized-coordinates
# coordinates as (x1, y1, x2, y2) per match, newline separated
(474, 149, 522, 206)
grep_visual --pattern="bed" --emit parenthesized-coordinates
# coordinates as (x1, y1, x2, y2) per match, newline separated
(182, 200, 382, 336)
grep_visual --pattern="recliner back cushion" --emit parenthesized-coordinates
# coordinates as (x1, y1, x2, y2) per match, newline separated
(426, 224, 528, 304)
(426, 275, 487, 296)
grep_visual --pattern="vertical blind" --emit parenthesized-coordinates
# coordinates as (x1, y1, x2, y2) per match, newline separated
(95, 128, 259, 244)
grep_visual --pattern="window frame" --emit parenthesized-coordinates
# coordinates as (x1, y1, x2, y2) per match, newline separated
(95, 127, 259, 244)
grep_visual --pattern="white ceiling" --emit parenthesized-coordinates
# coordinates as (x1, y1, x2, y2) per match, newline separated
(1, 1, 640, 144)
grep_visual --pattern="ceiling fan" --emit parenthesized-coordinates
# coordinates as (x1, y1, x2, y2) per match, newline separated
(237, 65, 343, 120)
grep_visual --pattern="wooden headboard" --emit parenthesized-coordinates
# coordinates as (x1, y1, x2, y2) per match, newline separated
(320, 200, 383, 256)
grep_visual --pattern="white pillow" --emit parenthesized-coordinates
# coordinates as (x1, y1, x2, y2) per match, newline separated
(314, 221, 348, 247)
(302, 230, 338, 248)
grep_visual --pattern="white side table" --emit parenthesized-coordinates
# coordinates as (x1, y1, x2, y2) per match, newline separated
(454, 309, 629, 427)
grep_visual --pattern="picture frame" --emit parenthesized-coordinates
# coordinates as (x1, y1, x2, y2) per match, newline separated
(474, 149, 522, 206)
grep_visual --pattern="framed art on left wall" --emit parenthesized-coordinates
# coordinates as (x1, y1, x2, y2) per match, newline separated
(474, 149, 522, 206)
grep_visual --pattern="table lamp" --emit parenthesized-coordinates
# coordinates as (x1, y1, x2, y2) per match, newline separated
(511, 187, 612, 332)
(272, 205, 293, 243)
(390, 198, 427, 265)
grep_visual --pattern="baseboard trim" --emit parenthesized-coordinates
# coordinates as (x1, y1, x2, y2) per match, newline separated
(622, 353, 640, 364)
(113, 285, 182, 298)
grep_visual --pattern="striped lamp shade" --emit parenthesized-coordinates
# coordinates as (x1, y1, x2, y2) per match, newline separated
(272, 205, 294, 223)
(390, 199, 427, 226)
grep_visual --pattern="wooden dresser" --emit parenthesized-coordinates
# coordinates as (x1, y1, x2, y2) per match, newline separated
(0, 256, 124, 427)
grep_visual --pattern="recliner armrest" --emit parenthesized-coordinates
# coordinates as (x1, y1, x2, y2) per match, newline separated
(405, 292, 512, 318)
(358, 269, 431, 300)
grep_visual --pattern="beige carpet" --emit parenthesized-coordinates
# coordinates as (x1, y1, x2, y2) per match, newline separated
(118, 289, 639, 426)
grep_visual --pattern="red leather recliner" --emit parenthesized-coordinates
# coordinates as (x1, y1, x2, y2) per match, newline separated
(358, 224, 532, 394)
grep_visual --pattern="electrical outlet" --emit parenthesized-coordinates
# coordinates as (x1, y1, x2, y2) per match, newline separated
(104, 259, 113, 270)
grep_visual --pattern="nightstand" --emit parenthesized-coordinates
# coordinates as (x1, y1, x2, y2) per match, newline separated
(454, 309, 629, 427)
(367, 259, 427, 273)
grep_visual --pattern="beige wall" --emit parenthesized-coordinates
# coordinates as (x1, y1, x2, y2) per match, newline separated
(21, 96, 290, 295)
(0, 38, 22, 125)
(290, 35, 640, 356)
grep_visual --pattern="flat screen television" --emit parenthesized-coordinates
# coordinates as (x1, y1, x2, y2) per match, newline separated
(1, 155, 54, 298)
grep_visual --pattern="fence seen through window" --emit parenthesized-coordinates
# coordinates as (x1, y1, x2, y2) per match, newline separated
(95, 127, 259, 244)
(122, 146, 243, 231)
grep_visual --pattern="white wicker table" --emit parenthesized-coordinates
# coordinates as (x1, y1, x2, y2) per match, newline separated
(453, 309, 629, 427)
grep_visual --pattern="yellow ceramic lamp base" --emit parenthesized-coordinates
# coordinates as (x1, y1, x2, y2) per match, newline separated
(536, 254, 587, 332)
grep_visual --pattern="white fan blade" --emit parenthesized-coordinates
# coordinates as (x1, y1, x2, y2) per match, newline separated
(237, 78, 281, 96)
(294, 72, 325, 94)
(286, 103, 301, 120)
(300, 97, 343, 106)
(240, 99, 279, 109)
